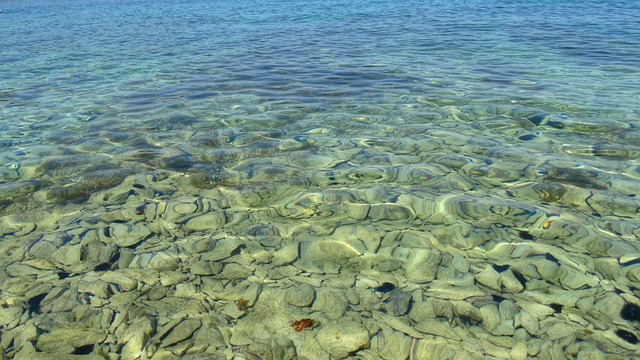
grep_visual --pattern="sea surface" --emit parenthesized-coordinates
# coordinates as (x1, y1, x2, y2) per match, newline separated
(1, 0, 640, 358)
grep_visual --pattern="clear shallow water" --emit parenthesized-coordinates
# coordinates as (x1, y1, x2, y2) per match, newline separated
(1, 0, 640, 358)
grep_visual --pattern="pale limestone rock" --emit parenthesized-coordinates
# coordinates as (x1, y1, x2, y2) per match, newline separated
(313, 287, 348, 319)
(201, 237, 243, 262)
(101, 271, 138, 292)
(108, 223, 151, 247)
(78, 277, 110, 298)
(545, 322, 575, 341)
(36, 327, 107, 353)
(372, 312, 424, 339)
(15, 342, 106, 360)
(475, 266, 501, 291)
(285, 283, 316, 307)
(414, 319, 461, 340)
(272, 243, 299, 266)
(316, 319, 370, 359)
(480, 304, 501, 333)
(0, 306, 23, 327)
(160, 318, 201, 348)
(183, 212, 227, 232)
(377, 329, 412, 360)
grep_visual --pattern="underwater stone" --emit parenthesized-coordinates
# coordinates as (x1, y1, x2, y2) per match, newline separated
(146, 251, 181, 271)
(285, 284, 316, 307)
(107, 223, 151, 247)
(313, 287, 348, 319)
(36, 327, 107, 353)
(373, 312, 424, 339)
(377, 329, 413, 360)
(51, 244, 82, 267)
(0, 306, 23, 328)
(388, 288, 413, 316)
(100, 271, 138, 292)
(183, 212, 227, 232)
(414, 319, 461, 341)
(545, 322, 575, 341)
(272, 243, 299, 266)
(480, 304, 501, 333)
(78, 277, 110, 298)
(317, 319, 370, 359)
(367, 203, 413, 221)
(201, 237, 243, 262)
(160, 318, 201, 348)
(220, 263, 253, 280)
(398, 248, 441, 284)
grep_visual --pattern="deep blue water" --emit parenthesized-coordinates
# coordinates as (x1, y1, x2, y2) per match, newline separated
(2, 0, 639, 116)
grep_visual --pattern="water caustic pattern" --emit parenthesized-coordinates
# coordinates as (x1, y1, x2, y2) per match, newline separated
(1, 0, 640, 359)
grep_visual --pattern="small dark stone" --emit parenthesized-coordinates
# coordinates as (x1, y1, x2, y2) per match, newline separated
(374, 282, 396, 293)
(621, 303, 640, 322)
(492, 264, 510, 273)
(550, 303, 563, 313)
(387, 289, 413, 316)
(615, 329, 638, 344)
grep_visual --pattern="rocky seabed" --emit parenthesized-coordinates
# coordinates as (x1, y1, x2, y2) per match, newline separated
(1, 165, 639, 360)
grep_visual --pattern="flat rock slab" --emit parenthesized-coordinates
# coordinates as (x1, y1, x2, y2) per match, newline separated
(161, 318, 202, 348)
(36, 327, 107, 353)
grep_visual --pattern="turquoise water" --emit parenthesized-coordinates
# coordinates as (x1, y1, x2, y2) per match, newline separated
(1, 0, 640, 358)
